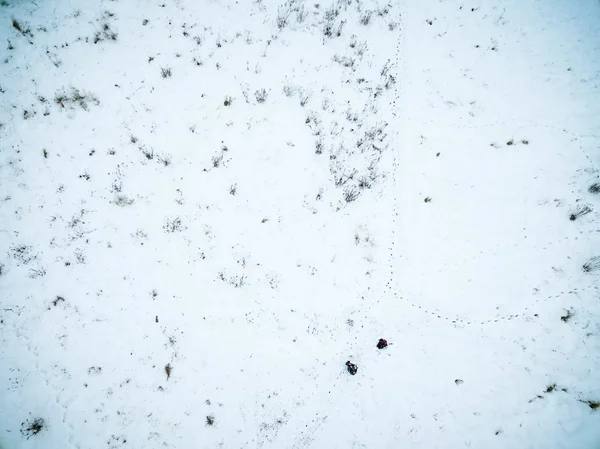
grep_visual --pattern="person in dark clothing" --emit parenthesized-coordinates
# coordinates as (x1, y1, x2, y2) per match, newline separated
(346, 361, 358, 375)
(377, 338, 388, 349)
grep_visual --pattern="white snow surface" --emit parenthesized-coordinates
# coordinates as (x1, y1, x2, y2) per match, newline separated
(1, 0, 600, 448)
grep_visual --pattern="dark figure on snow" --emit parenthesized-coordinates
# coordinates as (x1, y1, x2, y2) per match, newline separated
(346, 361, 358, 375)
(377, 338, 388, 349)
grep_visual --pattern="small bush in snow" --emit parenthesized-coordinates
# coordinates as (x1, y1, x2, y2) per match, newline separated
(254, 88, 268, 103)
(569, 204, 592, 221)
(21, 418, 45, 439)
(589, 183, 600, 194)
(163, 217, 185, 233)
(344, 187, 359, 203)
(160, 66, 172, 78)
(582, 256, 600, 273)
(360, 10, 373, 25)
(55, 88, 99, 111)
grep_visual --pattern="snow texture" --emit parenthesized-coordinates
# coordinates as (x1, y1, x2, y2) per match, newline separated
(1, 0, 600, 448)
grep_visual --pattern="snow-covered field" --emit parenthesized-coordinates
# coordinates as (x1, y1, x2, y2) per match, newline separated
(1, 0, 600, 447)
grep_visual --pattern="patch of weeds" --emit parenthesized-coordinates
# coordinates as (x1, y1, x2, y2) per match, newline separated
(229, 184, 237, 195)
(276, 5, 291, 29)
(130, 135, 138, 144)
(582, 256, 600, 273)
(160, 67, 172, 78)
(332, 54, 355, 69)
(254, 88, 268, 103)
(455, 379, 464, 385)
(54, 88, 99, 111)
(561, 309, 574, 322)
(12, 18, 33, 37)
(314, 139, 323, 155)
(163, 217, 186, 233)
(93, 22, 118, 43)
(283, 84, 296, 97)
(23, 109, 35, 120)
(52, 296, 66, 307)
(218, 271, 246, 288)
(588, 183, 600, 194)
(360, 10, 373, 25)
(545, 383, 557, 393)
(164, 363, 172, 380)
(141, 146, 154, 160)
(20, 418, 45, 438)
(28, 267, 46, 278)
(112, 194, 134, 207)
(79, 172, 91, 181)
(224, 96, 233, 106)
(569, 204, 592, 221)
(143, 19, 149, 25)
(88, 366, 102, 375)
(192, 57, 203, 66)
(344, 187, 359, 203)
(10, 245, 36, 265)
(424, 196, 432, 203)
(206, 415, 215, 426)
(157, 154, 172, 166)
(212, 154, 224, 168)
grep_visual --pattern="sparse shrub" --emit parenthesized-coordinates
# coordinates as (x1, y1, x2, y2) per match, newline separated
(157, 154, 172, 166)
(360, 10, 373, 25)
(54, 88, 99, 111)
(112, 194, 134, 207)
(357, 176, 371, 189)
(545, 383, 557, 393)
(254, 88, 268, 103)
(569, 204, 592, 221)
(163, 217, 185, 233)
(206, 415, 215, 426)
(296, 4, 307, 23)
(93, 22, 117, 43)
(160, 67, 172, 78)
(224, 96, 232, 106)
(589, 183, 600, 194)
(283, 85, 296, 97)
(314, 140, 323, 155)
(12, 19, 21, 31)
(52, 296, 66, 306)
(582, 256, 600, 273)
(344, 187, 359, 203)
(21, 418, 45, 438)
(212, 154, 223, 168)
(141, 146, 154, 160)
(333, 54, 355, 69)
(229, 184, 237, 195)
(589, 401, 600, 410)
(276, 6, 290, 29)
(561, 309, 574, 322)
(165, 364, 172, 379)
